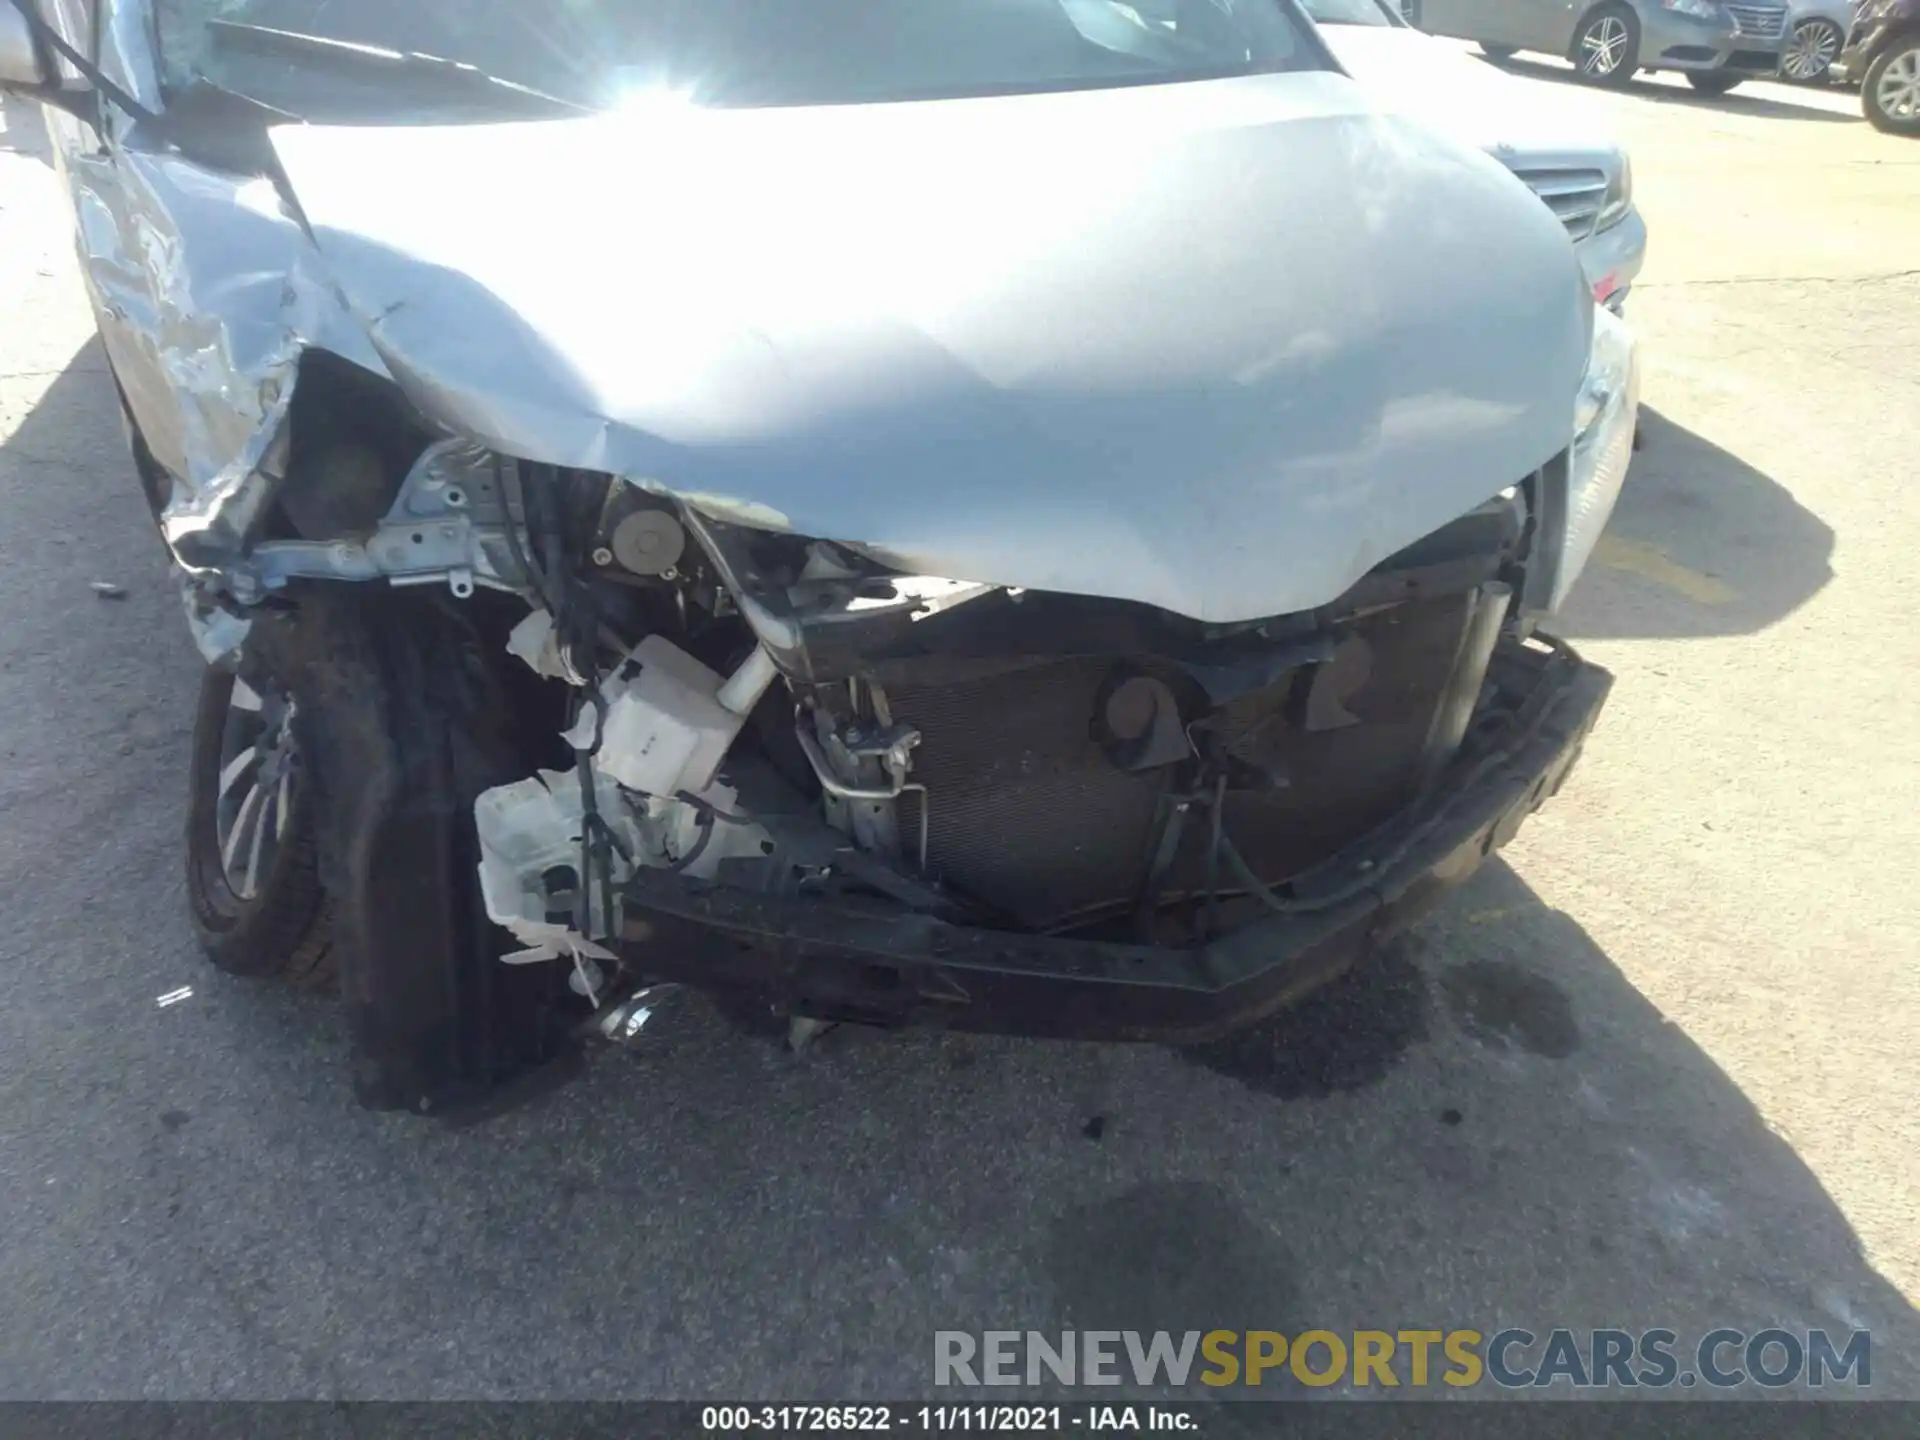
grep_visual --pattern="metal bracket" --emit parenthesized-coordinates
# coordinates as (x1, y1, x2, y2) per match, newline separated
(245, 440, 529, 600)
(798, 711, 930, 871)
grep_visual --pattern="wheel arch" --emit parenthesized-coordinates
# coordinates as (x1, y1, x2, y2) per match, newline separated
(271, 347, 438, 543)
(1861, 24, 1920, 133)
(1872, 19, 1920, 59)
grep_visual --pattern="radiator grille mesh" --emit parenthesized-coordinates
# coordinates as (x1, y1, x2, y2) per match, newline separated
(887, 595, 1474, 929)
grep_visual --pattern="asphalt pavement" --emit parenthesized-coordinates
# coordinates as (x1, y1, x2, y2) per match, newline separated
(1, 56, 1917, 1403)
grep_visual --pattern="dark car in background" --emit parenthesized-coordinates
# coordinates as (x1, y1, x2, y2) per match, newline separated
(1837, 0, 1920, 131)
(1410, 0, 1793, 93)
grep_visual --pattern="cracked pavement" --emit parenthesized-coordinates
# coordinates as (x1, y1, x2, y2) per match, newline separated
(2, 52, 1918, 1408)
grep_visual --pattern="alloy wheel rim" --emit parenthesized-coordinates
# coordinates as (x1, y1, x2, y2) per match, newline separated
(1878, 50, 1920, 119)
(1783, 20, 1840, 80)
(1579, 17, 1629, 75)
(214, 677, 299, 901)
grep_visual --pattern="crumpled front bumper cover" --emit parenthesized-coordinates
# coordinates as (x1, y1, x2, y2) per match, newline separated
(617, 639, 1612, 1043)
(1577, 208, 1646, 316)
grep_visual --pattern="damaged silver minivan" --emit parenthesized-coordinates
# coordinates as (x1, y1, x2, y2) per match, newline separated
(3, 0, 1635, 1112)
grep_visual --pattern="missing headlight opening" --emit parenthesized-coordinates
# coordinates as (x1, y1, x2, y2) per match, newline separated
(428, 443, 1618, 1105)
(160, 390, 1629, 1114)
(174, 392, 1625, 1114)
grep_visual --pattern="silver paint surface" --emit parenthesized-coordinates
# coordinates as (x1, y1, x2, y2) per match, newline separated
(31, 47, 1590, 623)
(58, 141, 384, 567)
(267, 72, 1591, 622)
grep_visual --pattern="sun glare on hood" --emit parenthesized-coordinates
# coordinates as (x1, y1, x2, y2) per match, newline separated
(609, 78, 703, 120)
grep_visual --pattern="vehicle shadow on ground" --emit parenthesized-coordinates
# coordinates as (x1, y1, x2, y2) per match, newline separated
(1481, 53, 1857, 123)
(0, 92, 54, 163)
(5, 350, 1915, 1405)
(1552, 405, 1834, 640)
(211, 863, 1920, 1402)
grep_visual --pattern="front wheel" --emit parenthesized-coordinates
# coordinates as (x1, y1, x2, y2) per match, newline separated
(1572, 7, 1639, 86)
(1863, 41, 1920, 135)
(1686, 71, 1745, 94)
(186, 662, 333, 987)
(1782, 18, 1844, 83)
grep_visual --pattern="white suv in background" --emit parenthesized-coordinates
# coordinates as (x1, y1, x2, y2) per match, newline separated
(1310, 0, 1646, 312)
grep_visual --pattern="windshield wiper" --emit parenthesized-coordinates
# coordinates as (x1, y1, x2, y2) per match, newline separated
(204, 21, 595, 115)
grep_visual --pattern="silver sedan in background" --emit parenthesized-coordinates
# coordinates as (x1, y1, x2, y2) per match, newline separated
(1781, 0, 1856, 81)
(1411, 0, 1794, 92)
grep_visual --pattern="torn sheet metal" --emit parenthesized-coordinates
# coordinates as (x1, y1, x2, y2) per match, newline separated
(59, 139, 383, 575)
(267, 71, 1589, 624)
(180, 578, 253, 666)
(40, 0, 340, 590)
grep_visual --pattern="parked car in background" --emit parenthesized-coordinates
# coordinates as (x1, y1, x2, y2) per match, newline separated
(1414, 0, 1793, 92)
(1781, 0, 1855, 81)
(1309, 0, 1644, 309)
(1836, 0, 1920, 130)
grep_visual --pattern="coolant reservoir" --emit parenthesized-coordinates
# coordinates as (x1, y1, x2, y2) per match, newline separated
(580, 637, 778, 797)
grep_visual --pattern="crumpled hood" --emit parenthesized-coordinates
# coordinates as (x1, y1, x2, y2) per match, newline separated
(271, 71, 1589, 623)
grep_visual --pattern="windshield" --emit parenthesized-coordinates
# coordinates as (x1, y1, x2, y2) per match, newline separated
(1292, 0, 1397, 25)
(156, 0, 1322, 121)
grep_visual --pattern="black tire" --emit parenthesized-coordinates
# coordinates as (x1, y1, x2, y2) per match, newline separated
(241, 586, 579, 1113)
(1781, 18, 1844, 84)
(186, 662, 333, 987)
(1571, 5, 1640, 87)
(1863, 40, 1920, 136)
(1686, 71, 1745, 94)
(1480, 43, 1518, 59)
